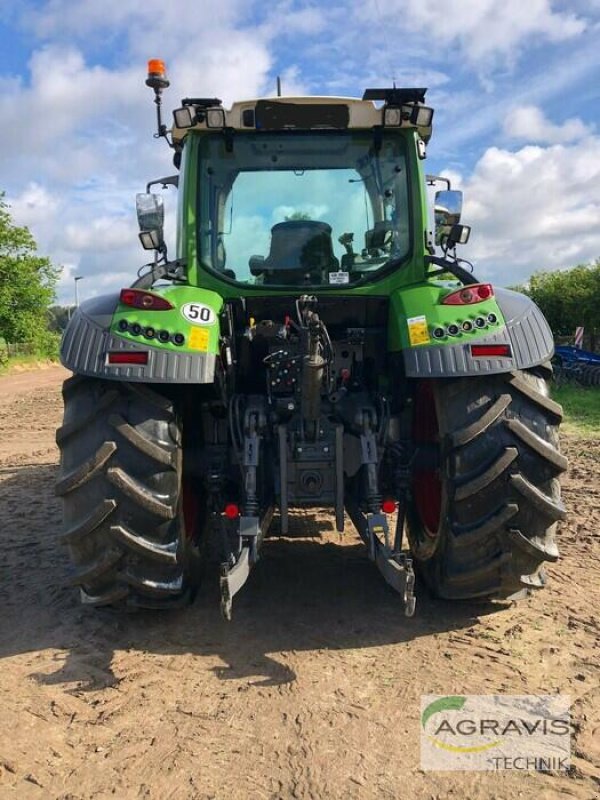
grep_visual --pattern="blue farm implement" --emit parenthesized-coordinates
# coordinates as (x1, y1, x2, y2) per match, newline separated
(553, 345, 600, 386)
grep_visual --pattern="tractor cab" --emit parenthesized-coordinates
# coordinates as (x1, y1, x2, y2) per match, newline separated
(137, 68, 436, 294)
(191, 122, 412, 289)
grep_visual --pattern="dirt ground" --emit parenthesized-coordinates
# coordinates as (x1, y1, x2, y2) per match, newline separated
(0, 364, 598, 800)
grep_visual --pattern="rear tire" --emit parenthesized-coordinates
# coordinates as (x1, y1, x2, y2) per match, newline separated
(56, 375, 200, 608)
(407, 368, 567, 599)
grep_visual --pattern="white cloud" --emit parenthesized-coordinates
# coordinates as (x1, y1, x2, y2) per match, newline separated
(63, 217, 134, 252)
(23, 46, 137, 135)
(504, 105, 593, 143)
(0, 2, 281, 304)
(260, 1, 327, 39)
(1, 0, 597, 305)
(461, 136, 600, 283)
(5, 179, 148, 305)
(431, 27, 599, 158)
(378, 0, 586, 66)
(22, 0, 245, 41)
(0, 46, 146, 190)
(282, 1, 592, 108)
(6, 182, 58, 229)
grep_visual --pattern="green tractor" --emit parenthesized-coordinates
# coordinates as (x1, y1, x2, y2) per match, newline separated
(56, 61, 566, 618)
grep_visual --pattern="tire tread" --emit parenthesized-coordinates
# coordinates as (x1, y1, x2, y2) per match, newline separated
(56, 376, 191, 609)
(408, 369, 565, 601)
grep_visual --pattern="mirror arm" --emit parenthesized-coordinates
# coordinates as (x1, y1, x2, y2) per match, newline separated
(426, 174, 451, 190)
(132, 258, 186, 289)
(146, 175, 179, 193)
(425, 255, 479, 286)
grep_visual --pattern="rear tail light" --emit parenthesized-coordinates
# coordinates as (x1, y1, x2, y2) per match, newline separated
(119, 288, 173, 311)
(470, 344, 512, 358)
(224, 503, 240, 519)
(107, 351, 149, 365)
(441, 284, 494, 305)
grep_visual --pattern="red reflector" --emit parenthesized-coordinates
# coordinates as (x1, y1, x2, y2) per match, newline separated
(108, 351, 149, 365)
(382, 499, 397, 514)
(224, 503, 240, 519)
(441, 283, 494, 305)
(119, 288, 173, 310)
(470, 344, 512, 358)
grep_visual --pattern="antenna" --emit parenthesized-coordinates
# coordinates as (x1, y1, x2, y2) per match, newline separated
(371, 0, 396, 87)
(277, 76, 282, 97)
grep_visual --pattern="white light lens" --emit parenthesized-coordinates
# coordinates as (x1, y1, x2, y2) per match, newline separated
(206, 108, 226, 128)
(456, 224, 471, 244)
(139, 230, 161, 250)
(415, 106, 434, 127)
(384, 107, 402, 126)
(400, 104, 434, 127)
(173, 106, 195, 128)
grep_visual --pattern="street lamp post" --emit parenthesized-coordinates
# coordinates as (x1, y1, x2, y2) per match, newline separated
(74, 275, 84, 309)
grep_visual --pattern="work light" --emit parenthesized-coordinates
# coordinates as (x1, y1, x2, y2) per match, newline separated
(173, 106, 196, 128)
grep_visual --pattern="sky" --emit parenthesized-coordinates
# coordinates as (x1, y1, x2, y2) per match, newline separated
(0, 0, 599, 305)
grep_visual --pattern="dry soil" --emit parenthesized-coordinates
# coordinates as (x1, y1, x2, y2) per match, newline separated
(0, 364, 598, 799)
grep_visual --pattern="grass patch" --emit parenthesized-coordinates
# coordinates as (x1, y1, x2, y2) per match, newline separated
(0, 354, 59, 376)
(551, 384, 600, 436)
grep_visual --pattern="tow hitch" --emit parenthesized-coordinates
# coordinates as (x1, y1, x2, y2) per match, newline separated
(219, 510, 273, 620)
(345, 500, 416, 617)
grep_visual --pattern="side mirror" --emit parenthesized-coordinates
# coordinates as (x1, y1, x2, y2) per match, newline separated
(136, 193, 164, 251)
(434, 189, 463, 245)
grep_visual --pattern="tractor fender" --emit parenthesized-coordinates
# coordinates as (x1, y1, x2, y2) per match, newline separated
(402, 288, 554, 378)
(60, 293, 218, 383)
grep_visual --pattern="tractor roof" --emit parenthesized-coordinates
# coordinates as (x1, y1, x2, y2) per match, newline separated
(171, 90, 433, 145)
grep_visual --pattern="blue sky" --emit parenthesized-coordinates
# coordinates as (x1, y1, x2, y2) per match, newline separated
(0, 0, 598, 304)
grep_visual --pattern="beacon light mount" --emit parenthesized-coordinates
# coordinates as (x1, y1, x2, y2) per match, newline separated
(146, 59, 172, 144)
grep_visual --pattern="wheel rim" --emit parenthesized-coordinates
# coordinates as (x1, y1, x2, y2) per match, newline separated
(412, 381, 442, 545)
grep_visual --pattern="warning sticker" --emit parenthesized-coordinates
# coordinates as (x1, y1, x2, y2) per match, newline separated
(188, 327, 210, 351)
(328, 271, 350, 285)
(407, 315, 431, 346)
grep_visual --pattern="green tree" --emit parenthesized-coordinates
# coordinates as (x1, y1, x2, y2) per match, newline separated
(284, 211, 312, 221)
(48, 305, 71, 333)
(514, 259, 600, 350)
(0, 193, 59, 352)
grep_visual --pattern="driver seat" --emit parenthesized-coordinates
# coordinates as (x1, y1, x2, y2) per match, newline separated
(260, 220, 338, 284)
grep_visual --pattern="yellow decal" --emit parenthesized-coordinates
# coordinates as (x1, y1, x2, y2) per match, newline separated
(189, 327, 210, 351)
(407, 315, 431, 346)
